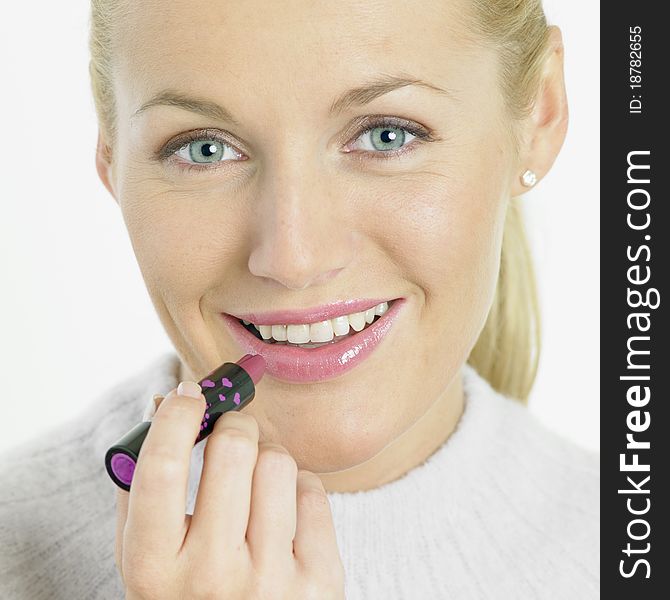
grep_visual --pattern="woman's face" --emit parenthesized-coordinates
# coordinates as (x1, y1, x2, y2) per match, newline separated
(103, 0, 522, 473)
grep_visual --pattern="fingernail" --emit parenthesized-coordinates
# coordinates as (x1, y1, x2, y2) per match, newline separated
(177, 381, 203, 399)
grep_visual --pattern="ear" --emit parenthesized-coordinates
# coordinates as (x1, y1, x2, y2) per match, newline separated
(510, 25, 569, 197)
(95, 129, 118, 202)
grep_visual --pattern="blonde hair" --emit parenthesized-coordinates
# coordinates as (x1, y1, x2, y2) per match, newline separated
(465, 0, 553, 403)
(88, 0, 553, 404)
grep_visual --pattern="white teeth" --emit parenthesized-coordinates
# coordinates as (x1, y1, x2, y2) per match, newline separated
(310, 320, 334, 342)
(242, 319, 251, 326)
(287, 323, 310, 343)
(375, 302, 388, 316)
(271, 324, 287, 341)
(331, 315, 350, 337)
(348, 311, 366, 332)
(249, 301, 391, 344)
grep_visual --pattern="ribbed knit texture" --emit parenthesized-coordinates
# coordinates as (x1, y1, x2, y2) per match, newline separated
(0, 352, 599, 599)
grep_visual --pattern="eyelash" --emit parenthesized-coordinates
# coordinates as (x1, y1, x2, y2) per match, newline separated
(158, 117, 437, 173)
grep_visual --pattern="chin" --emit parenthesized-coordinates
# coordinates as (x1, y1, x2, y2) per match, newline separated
(279, 415, 400, 473)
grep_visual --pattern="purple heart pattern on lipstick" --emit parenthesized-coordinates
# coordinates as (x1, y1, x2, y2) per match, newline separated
(194, 359, 260, 442)
(106, 355, 264, 492)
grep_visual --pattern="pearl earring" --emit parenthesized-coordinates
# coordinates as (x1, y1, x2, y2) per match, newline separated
(521, 169, 537, 187)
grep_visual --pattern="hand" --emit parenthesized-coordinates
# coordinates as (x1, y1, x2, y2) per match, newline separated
(115, 383, 345, 600)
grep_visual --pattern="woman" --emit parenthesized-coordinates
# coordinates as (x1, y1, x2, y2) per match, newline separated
(0, 0, 599, 598)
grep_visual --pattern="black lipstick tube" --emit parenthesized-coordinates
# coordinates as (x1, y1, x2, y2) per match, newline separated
(105, 353, 265, 491)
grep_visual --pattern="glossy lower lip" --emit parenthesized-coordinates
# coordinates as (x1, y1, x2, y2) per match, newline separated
(220, 298, 406, 383)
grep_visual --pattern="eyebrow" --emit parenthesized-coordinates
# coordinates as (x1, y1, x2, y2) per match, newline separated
(131, 73, 458, 123)
(329, 73, 458, 114)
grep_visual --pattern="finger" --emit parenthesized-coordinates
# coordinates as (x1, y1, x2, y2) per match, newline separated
(115, 488, 130, 580)
(293, 470, 342, 574)
(125, 383, 206, 560)
(246, 443, 298, 567)
(186, 411, 260, 556)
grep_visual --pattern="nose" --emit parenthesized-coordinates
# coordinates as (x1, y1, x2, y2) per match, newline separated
(247, 162, 357, 291)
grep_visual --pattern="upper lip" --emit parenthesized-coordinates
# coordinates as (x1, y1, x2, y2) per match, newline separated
(227, 297, 398, 326)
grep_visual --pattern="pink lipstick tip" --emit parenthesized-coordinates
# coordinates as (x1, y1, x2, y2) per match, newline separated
(236, 353, 266, 386)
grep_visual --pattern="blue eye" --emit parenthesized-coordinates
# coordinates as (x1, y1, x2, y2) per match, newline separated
(346, 117, 435, 160)
(160, 118, 435, 172)
(356, 125, 416, 152)
(174, 138, 242, 165)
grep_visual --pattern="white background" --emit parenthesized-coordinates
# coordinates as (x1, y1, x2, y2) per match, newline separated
(0, 1, 599, 454)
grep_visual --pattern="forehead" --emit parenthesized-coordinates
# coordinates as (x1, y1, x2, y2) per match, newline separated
(113, 0, 494, 123)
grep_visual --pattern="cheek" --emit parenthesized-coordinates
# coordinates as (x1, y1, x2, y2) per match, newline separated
(365, 156, 508, 367)
(117, 176, 244, 300)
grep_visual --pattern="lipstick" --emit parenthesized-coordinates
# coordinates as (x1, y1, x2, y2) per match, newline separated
(105, 353, 266, 491)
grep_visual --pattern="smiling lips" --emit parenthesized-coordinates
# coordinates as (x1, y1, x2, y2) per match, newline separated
(244, 300, 393, 347)
(220, 297, 406, 383)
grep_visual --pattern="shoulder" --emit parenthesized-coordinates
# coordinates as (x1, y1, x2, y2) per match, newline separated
(461, 364, 600, 596)
(461, 362, 599, 487)
(0, 352, 180, 600)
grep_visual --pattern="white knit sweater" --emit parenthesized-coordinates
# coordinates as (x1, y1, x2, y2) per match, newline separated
(0, 352, 599, 599)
